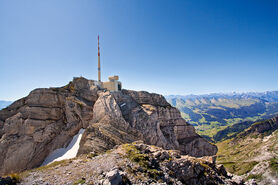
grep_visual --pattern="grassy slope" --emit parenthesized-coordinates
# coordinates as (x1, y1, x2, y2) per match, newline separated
(216, 123, 278, 182)
(216, 137, 262, 176)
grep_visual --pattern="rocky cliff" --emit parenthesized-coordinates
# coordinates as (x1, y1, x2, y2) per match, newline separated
(0, 77, 217, 175)
(78, 89, 217, 157)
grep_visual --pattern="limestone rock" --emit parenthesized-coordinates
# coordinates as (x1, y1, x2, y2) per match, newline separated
(103, 168, 122, 185)
(0, 77, 97, 175)
(20, 142, 239, 185)
(78, 89, 217, 157)
(0, 77, 217, 176)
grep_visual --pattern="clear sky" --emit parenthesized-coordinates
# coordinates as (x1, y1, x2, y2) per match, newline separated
(1, 0, 278, 101)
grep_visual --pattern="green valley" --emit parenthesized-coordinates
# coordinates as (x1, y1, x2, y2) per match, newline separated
(166, 91, 278, 139)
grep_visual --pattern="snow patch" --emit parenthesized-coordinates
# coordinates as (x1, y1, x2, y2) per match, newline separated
(120, 103, 126, 107)
(41, 128, 85, 166)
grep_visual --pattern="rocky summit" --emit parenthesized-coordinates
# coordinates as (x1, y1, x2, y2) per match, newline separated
(20, 141, 240, 185)
(0, 77, 216, 176)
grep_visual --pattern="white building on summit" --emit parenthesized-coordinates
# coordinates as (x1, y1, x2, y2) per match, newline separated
(95, 35, 122, 91)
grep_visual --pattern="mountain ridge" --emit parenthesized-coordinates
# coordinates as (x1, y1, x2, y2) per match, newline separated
(165, 90, 278, 102)
(0, 77, 217, 176)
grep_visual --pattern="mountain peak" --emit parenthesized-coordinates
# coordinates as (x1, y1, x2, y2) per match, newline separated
(0, 77, 216, 175)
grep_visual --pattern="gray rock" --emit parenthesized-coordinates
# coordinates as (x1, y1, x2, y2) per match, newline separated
(0, 77, 217, 175)
(78, 89, 217, 157)
(159, 151, 170, 161)
(245, 179, 257, 185)
(217, 164, 228, 177)
(0, 77, 98, 175)
(104, 169, 122, 185)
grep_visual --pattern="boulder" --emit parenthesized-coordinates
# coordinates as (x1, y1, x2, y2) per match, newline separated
(103, 169, 122, 185)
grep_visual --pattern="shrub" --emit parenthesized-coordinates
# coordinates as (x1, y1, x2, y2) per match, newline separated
(123, 144, 163, 180)
(246, 174, 262, 181)
(270, 158, 278, 172)
(73, 178, 86, 185)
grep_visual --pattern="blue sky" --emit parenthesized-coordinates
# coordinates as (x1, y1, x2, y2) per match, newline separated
(1, 0, 278, 101)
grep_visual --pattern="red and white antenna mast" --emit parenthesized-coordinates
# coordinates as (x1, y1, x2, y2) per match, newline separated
(98, 35, 101, 82)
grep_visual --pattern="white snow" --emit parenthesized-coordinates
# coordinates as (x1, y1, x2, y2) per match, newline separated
(41, 128, 85, 166)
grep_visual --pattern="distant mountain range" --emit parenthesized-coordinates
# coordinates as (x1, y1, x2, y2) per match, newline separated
(166, 91, 278, 102)
(0, 101, 12, 110)
(165, 91, 278, 138)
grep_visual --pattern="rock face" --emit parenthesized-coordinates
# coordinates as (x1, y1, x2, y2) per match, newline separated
(0, 77, 97, 175)
(78, 89, 217, 157)
(0, 77, 217, 175)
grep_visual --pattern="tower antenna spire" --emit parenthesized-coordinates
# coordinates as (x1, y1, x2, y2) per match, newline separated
(98, 35, 101, 82)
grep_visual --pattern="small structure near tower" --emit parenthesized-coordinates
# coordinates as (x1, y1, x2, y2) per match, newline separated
(102, 75, 122, 91)
(96, 35, 122, 91)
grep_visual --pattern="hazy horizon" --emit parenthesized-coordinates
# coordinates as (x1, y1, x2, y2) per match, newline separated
(1, 0, 278, 100)
(1, 84, 278, 102)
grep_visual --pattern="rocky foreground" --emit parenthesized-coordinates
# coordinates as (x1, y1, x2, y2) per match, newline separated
(18, 141, 241, 185)
(0, 77, 216, 176)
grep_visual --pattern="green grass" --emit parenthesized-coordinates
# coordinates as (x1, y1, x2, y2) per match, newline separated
(269, 130, 278, 153)
(87, 152, 98, 159)
(3, 173, 21, 183)
(73, 178, 86, 185)
(195, 115, 265, 140)
(269, 157, 278, 172)
(199, 116, 207, 124)
(35, 160, 69, 171)
(122, 144, 164, 180)
(13, 159, 71, 181)
(224, 118, 244, 125)
(216, 124, 278, 176)
(246, 173, 263, 181)
(216, 137, 262, 175)
(180, 112, 190, 120)
(196, 122, 227, 138)
(123, 144, 150, 168)
(220, 161, 258, 175)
